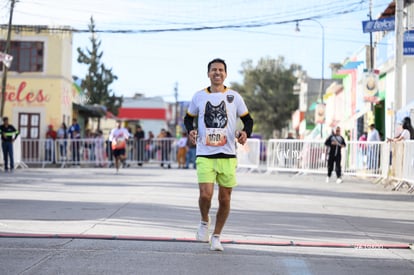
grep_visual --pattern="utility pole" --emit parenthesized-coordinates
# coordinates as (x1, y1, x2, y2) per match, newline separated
(368, 0, 374, 123)
(369, 0, 374, 70)
(1, 0, 16, 119)
(394, 0, 404, 112)
(174, 82, 179, 137)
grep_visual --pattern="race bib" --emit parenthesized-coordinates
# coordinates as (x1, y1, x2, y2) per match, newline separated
(205, 128, 227, 147)
(112, 137, 126, 150)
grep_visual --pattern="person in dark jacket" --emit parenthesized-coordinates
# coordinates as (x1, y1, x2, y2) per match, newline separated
(324, 126, 346, 184)
(0, 117, 19, 172)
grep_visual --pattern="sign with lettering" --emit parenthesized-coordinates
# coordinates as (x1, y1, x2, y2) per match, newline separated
(362, 17, 395, 33)
(4, 81, 50, 104)
(403, 30, 414, 56)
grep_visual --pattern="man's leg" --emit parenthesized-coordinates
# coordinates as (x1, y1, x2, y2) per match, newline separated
(213, 185, 232, 235)
(2, 143, 8, 170)
(8, 142, 14, 170)
(335, 156, 342, 178)
(113, 150, 119, 171)
(196, 182, 214, 242)
(198, 183, 214, 222)
(327, 157, 334, 177)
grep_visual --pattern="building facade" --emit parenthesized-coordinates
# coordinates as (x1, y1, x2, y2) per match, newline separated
(0, 25, 77, 139)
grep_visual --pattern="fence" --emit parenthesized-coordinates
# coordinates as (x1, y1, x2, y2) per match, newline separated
(2, 137, 413, 193)
(16, 138, 177, 168)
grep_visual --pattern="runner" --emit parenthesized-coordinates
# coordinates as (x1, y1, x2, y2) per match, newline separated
(109, 120, 130, 173)
(184, 58, 253, 251)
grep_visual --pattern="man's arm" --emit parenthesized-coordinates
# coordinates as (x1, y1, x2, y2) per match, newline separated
(12, 126, 19, 141)
(184, 113, 195, 133)
(240, 113, 253, 138)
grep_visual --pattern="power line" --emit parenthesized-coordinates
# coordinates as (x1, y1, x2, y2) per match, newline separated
(8, 0, 390, 34)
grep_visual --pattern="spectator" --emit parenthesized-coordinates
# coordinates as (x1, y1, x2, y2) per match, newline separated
(0, 117, 19, 173)
(357, 131, 367, 169)
(157, 128, 171, 168)
(176, 132, 188, 168)
(134, 125, 145, 166)
(145, 131, 155, 161)
(388, 117, 413, 142)
(185, 132, 196, 169)
(45, 124, 57, 163)
(94, 130, 106, 167)
(367, 124, 380, 170)
(57, 122, 68, 161)
(68, 118, 81, 165)
(324, 126, 346, 184)
(83, 129, 94, 161)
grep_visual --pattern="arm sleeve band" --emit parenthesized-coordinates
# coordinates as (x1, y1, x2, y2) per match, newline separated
(240, 113, 253, 138)
(184, 113, 195, 133)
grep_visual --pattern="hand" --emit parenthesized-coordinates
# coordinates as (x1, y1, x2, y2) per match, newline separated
(236, 131, 247, 145)
(189, 130, 197, 145)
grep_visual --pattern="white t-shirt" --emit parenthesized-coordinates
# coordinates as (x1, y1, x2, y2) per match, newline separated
(187, 87, 249, 156)
(109, 127, 129, 150)
(177, 137, 188, 148)
(400, 129, 410, 140)
(367, 128, 380, 141)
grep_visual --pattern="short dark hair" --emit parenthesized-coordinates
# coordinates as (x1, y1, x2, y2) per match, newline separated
(3, 116, 8, 121)
(208, 58, 227, 73)
(369, 124, 375, 128)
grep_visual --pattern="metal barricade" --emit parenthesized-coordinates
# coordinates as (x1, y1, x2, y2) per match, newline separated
(344, 141, 383, 178)
(237, 138, 261, 171)
(403, 141, 414, 193)
(16, 137, 413, 193)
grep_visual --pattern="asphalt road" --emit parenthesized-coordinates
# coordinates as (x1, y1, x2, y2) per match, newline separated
(0, 167, 413, 275)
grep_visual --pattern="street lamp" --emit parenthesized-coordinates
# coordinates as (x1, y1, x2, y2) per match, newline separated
(296, 19, 325, 138)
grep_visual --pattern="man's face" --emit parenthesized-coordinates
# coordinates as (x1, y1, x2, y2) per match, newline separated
(208, 62, 227, 86)
(335, 128, 341, 135)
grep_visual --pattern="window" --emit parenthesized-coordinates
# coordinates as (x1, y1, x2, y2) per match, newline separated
(0, 41, 44, 72)
(18, 113, 40, 139)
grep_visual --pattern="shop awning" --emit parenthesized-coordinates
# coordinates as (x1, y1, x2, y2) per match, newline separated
(73, 103, 106, 118)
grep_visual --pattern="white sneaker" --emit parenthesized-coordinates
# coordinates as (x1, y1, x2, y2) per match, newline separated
(336, 178, 343, 184)
(210, 235, 224, 251)
(196, 216, 210, 242)
(326, 177, 330, 183)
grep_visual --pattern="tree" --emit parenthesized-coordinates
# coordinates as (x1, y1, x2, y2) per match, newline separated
(231, 56, 299, 138)
(77, 17, 122, 115)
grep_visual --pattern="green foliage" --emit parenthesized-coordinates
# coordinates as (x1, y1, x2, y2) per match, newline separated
(231, 56, 299, 138)
(76, 17, 122, 115)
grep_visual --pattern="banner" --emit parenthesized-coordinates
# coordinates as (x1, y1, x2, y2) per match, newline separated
(315, 103, 326, 124)
(0, 52, 13, 68)
(363, 71, 380, 103)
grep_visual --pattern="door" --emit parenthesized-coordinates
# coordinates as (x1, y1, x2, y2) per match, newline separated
(18, 113, 40, 160)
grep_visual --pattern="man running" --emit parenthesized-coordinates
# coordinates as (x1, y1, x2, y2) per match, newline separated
(109, 120, 130, 173)
(184, 58, 253, 251)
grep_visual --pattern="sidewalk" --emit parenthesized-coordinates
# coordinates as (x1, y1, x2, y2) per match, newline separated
(0, 168, 413, 275)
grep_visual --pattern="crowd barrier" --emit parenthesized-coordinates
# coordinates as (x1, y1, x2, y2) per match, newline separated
(2, 137, 413, 193)
(17, 138, 177, 168)
(0, 136, 27, 169)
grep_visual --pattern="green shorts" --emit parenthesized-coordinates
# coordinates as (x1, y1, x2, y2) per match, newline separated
(196, 157, 238, 188)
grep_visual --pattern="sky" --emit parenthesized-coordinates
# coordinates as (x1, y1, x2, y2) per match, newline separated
(0, 0, 393, 102)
